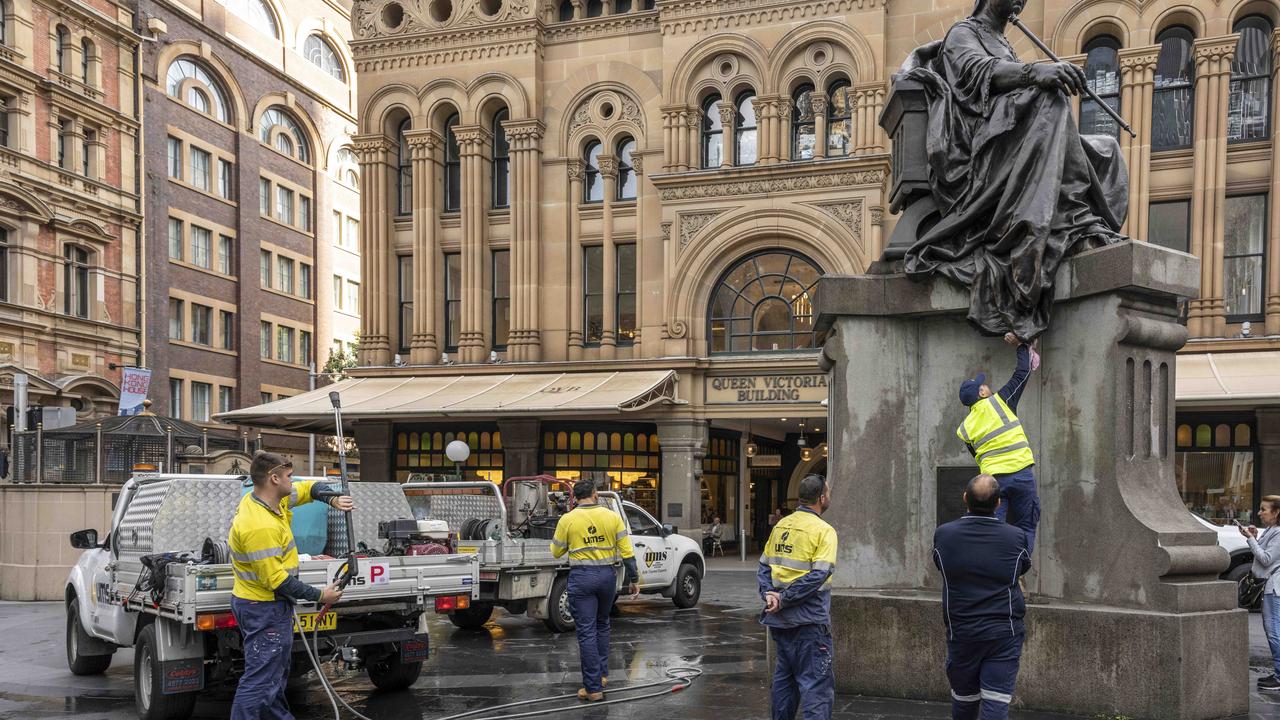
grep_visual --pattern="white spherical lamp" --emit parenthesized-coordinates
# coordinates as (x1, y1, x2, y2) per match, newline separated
(445, 440, 471, 463)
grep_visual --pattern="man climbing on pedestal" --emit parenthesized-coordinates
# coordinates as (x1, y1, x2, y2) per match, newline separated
(957, 332, 1041, 551)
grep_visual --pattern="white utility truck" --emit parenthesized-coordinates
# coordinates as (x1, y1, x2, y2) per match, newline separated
(401, 477, 704, 632)
(64, 473, 480, 720)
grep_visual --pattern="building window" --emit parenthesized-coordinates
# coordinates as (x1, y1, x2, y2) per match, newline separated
(275, 186, 294, 224)
(169, 379, 183, 419)
(444, 253, 461, 352)
(735, 91, 757, 165)
(492, 249, 509, 350)
(260, 392, 273, 405)
(792, 84, 816, 160)
(300, 263, 312, 299)
(191, 226, 211, 269)
(558, 0, 573, 21)
(397, 118, 412, 216)
(277, 257, 294, 294)
(80, 38, 91, 84)
(1081, 35, 1122, 137)
(192, 304, 211, 345)
(1148, 200, 1190, 253)
(226, 0, 279, 38)
(259, 107, 310, 162)
(220, 310, 234, 349)
(260, 321, 271, 358)
(708, 250, 823, 353)
(617, 243, 636, 346)
(1178, 416, 1257, 525)
(827, 80, 853, 156)
(333, 274, 344, 310)
(277, 326, 295, 363)
(0, 4, 7, 47)
(218, 235, 234, 275)
(541, 425, 660, 517)
(64, 245, 89, 318)
(189, 381, 210, 421)
(616, 137, 636, 201)
(259, 250, 271, 288)
(347, 279, 360, 314)
(218, 159, 234, 199)
(398, 255, 413, 353)
(258, 178, 270, 216)
(57, 118, 71, 169)
(444, 114, 461, 212)
(168, 298, 184, 340)
(0, 228, 8, 302)
(701, 432, 740, 525)
(55, 25, 68, 73)
(168, 218, 183, 260)
(0, 95, 12, 148)
(82, 129, 94, 177)
(336, 147, 359, 188)
(1153, 26, 1195, 151)
(492, 108, 510, 209)
(701, 95, 722, 168)
(584, 245, 603, 345)
(1223, 194, 1266, 319)
(583, 141, 603, 203)
(219, 386, 233, 414)
(166, 57, 232, 123)
(304, 34, 345, 81)
(300, 330, 312, 367)
(1230, 16, 1274, 143)
(396, 426, 505, 484)
(300, 196, 312, 232)
(346, 217, 359, 250)
(586, 0, 602, 17)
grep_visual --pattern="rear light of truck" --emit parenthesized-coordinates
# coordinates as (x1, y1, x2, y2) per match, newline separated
(195, 612, 238, 631)
(434, 594, 471, 612)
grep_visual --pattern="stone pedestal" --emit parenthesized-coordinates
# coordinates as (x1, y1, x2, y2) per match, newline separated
(815, 241, 1247, 720)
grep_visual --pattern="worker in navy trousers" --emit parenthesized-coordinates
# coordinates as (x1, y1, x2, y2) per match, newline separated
(933, 474, 1032, 720)
(758, 474, 838, 720)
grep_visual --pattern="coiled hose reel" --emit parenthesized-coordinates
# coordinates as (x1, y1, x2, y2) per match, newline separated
(459, 517, 504, 541)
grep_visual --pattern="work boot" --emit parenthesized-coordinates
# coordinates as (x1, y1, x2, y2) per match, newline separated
(601, 676, 608, 687)
(577, 689, 605, 702)
(1259, 675, 1280, 691)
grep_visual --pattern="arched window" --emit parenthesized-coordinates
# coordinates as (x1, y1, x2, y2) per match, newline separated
(492, 108, 510, 209)
(258, 106, 310, 162)
(0, 1, 7, 46)
(734, 91, 757, 165)
(1230, 16, 1273, 143)
(226, 0, 279, 38)
(55, 25, 68, 73)
(166, 57, 232, 123)
(615, 0, 632, 12)
(336, 147, 359, 188)
(304, 34, 345, 81)
(1081, 35, 1122, 137)
(586, 0, 602, 16)
(80, 38, 92, 85)
(826, 80, 853, 156)
(558, 0, 574, 20)
(616, 137, 636, 200)
(583, 140, 603, 203)
(64, 245, 89, 318)
(444, 113, 460, 212)
(708, 250, 823, 353)
(1153, 26, 1195, 151)
(700, 95, 722, 168)
(396, 118, 412, 216)
(792, 84, 816, 160)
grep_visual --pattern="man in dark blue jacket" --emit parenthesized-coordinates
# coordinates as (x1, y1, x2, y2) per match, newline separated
(933, 474, 1031, 720)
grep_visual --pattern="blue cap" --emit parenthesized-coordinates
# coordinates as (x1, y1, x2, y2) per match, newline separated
(959, 373, 986, 407)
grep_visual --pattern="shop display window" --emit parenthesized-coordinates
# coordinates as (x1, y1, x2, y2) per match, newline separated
(395, 426, 503, 484)
(542, 426, 661, 516)
(1176, 417, 1256, 525)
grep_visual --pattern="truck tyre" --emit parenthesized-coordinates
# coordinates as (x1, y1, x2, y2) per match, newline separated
(366, 650, 423, 691)
(543, 575, 575, 633)
(448, 603, 494, 630)
(66, 598, 113, 675)
(672, 563, 701, 609)
(134, 624, 198, 720)
(1226, 562, 1261, 612)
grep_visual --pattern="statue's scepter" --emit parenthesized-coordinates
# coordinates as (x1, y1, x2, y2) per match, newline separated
(1009, 15, 1137, 138)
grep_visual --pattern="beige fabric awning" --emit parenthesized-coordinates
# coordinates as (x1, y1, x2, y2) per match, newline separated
(215, 370, 680, 432)
(1177, 351, 1280, 406)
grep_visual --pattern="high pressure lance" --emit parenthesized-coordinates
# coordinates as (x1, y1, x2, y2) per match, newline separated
(321, 390, 358, 616)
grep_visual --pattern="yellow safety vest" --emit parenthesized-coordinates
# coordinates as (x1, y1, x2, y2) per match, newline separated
(957, 395, 1035, 475)
(550, 504, 635, 567)
(229, 481, 319, 601)
(760, 509, 837, 590)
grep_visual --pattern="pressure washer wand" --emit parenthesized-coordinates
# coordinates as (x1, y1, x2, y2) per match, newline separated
(323, 391, 357, 616)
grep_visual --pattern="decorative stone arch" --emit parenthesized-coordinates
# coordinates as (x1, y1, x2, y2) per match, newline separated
(0, 182, 55, 223)
(153, 41, 250, 127)
(62, 375, 120, 400)
(562, 84, 651, 159)
(1049, 0, 1140, 53)
(467, 72, 531, 126)
(666, 34, 771, 104)
(1149, 3, 1210, 39)
(1227, 0, 1280, 30)
(786, 456, 827, 503)
(419, 77, 471, 129)
(251, 93, 323, 165)
(360, 83, 420, 134)
(256, 0, 290, 41)
(546, 63, 662, 158)
(324, 134, 361, 184)
(768, 21, 877, 88)
(665, 208, 863, 350)
(292, 21, 356, 84)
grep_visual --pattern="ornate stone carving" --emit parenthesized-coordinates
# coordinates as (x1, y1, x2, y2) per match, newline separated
(566, 159, 585, 183)
(807, 199, 863, 242)
(667, 319, 688, 338)
(678, 210, 724, 247)
(657, 168, 886, 201)
(869, 205, 884, 226)
(620, 95, 645, 130)
(717, 103, 736, 126)
(452, 126, 489, 153)
(658, 0, 882, 36)
(629, 155, 643, 175)
(404, 128, 442, 159)
(597, 155, 619, 178)
(569, 103, 593, 137)
(809, 91, 829, 117)
(660, 221, 672, 244)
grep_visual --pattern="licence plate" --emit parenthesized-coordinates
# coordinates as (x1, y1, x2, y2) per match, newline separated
(456, 545, 478, 555)
(293, 612, 337, 633)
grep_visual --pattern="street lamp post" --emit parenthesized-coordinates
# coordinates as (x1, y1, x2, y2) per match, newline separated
(445, 440, 471, 482)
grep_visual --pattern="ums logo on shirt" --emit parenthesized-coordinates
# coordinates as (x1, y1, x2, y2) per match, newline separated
(774, 530, 795, 555)
(582, 525, 607, 544)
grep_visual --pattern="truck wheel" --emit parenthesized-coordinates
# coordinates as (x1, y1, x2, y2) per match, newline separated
(366, 651, 423, 691)
(672, 564, 701, 609)
(448, 603, 494, 630)
(134, 624, 198, 720)
(66, 598, 112, 675)
(1226, 563, 1261, 612)
(543, 575, 576, 633)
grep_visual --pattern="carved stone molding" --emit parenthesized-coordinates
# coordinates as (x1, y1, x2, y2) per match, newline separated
(806, 199, 863, 241)
(504, 119, 545, 149)
(659, 0, 882, 36)
(630, 155, 644, 175)
(678, 209, 725, 247)
(543, 13, 660, 43)
(353, 0, 532, 40)
(453, 126, 490, 153)
(351, 134, 394, 162)
(566, 159, 585, 182)
(598, 155, 619, 178)
(869, 205, 884, 226)
(404, 128, 443, 158)
(718, 103, 736, 126)
(660, 221, 672, 244)
(656, 167, 886, 202)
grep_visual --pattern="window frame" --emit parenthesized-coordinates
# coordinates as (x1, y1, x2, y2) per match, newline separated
(616, 137, 636, 201)
(707, 249, 824, 355)
(1222, 192, 1268, 322)
(700, 95, 723, 169)
(616, 243, 636, 346)
(396, 117, 412, 216)
(492, 108, 511, 209)
(1080, 35, 1123, 138)
(398, 254, 413, 353)
(492, 249, 510, 351)
(583, 140, 603, 204)
(168, 298, 184, 341)
(0, 228, 8, 303)
(63, 245, 89, 319)
(444, 252, 461, 353)
(191, 303, 212, 345)
(220, 309, 235, 350)
(825, 80, 853, 157)
(303, 34, 345, 81)
(583, 245, 603, 346)
(792, 84, 816, 161)
(1229, 15, 1274, 144)
(190, 225, 212, 269)
(1152, 26, 1197, 152)
(444, 114, 461, 213)
(734, 91, 758, 166)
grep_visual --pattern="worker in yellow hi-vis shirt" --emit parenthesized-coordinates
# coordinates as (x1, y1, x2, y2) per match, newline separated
(551, 479, 639, 703)
(759, 474, 837, 720)
(228, 451, 353, 720)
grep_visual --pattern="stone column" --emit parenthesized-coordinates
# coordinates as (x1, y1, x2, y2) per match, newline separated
(405, 129, 441, 365)
(779, 97, 793, 162)
(599, 155, 618, 357)
(571, 0, 583, 19)
(1189, 36, 1237, 338)
(685, 111, 700, 170)
(717, 102, 734, 169)
(869, 206, 885, 261)
(811, 91, 828, 160)
(1267, 30, 1280, 335)
(753, 96, 773, 164)
(567, 160, 585, 360)
(455, 125, 490, 363)
(352, 134, 394, 365)
(854, 82, 886, 154)
(504, 119, 545, 362)
(1118, 46, 1159, 240)
(498, 418, 541, 478)
(656, 419, 707, 536)
(353, 421, 394, 484)
(632, 154, 645, 346)
(661, 107, 679, 172)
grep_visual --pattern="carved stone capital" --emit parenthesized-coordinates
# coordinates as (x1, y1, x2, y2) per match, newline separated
(629, 155, 643, 174)
(351, 133, 394, 162)
(1118, 46, 1160, 77)
(403, 128, 443, 159)
(685, 112, 700, 129)
(870, 205, 884, 226)
(503, 118, 545, 148)
(566, 159, 586, 183)
(809, 91, 829, 117)
(452, 125, 490, 154)
(597, 154, 619, 178)
(1193, 35, 1238, 73)
(718, 102, 736, 126)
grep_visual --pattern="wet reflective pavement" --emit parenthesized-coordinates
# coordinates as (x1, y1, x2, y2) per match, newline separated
(0, 570, 1271, 719)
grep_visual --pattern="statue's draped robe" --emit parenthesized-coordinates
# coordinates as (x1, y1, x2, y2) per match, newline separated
(903, 18, 1128, 339)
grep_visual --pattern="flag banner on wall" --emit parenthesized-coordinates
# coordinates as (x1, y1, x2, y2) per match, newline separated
(118, 367, 152, 416)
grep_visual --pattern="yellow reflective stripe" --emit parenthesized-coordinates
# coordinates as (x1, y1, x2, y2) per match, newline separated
(977, 441, 1030, 460)
(232, 547, 284, 563)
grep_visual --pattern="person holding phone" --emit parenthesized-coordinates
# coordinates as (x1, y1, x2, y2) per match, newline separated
(1241, 496, 1280, 692)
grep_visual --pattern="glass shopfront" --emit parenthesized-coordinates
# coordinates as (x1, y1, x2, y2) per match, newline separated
(541, 423, 662, 517)
(394, 423, 504, 484)
(1176, 414, 1258, 525)
(701, 431, 739, 526)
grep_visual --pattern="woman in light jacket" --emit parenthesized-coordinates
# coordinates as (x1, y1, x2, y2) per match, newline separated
(1242, 495, 1280, 691)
